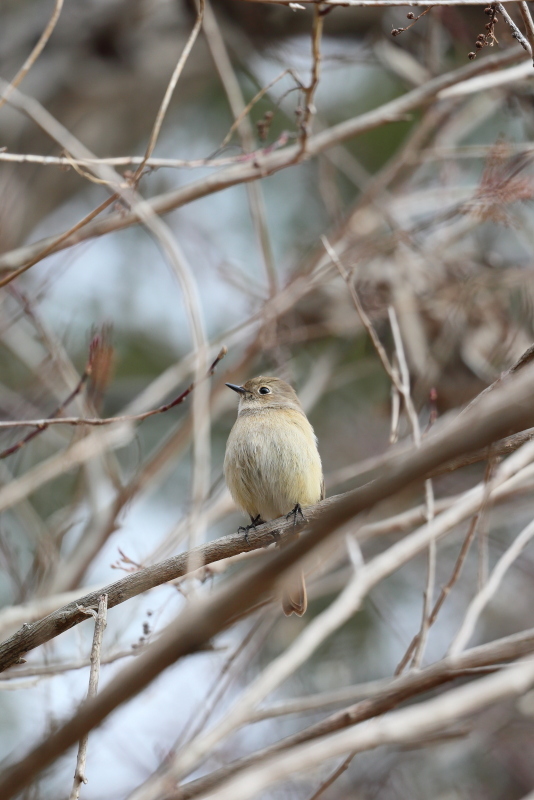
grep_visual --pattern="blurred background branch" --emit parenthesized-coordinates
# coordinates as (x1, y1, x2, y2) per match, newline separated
(1, 1, 534, 798)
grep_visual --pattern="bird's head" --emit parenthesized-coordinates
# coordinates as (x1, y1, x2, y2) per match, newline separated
(226, 376, 302, 413)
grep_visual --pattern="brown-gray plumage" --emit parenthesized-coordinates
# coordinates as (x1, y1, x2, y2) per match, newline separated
(224, 376, 324, 616)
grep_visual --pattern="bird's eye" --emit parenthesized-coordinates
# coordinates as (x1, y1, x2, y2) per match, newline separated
(259, 386, 271, 395)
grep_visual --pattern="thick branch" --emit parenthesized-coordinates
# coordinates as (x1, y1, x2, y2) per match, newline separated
(179, 627, 534, 799)
(0, 428, 530, 675)
(0, 512, 308, 673)
(0, 47, 526, 275)
(182, 658, 534, 800)
(1, 363, 534, 797)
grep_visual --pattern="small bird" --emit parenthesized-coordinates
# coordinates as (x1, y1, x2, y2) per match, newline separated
(224, 376, 324, 616)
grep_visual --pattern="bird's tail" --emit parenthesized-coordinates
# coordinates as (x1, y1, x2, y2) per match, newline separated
(282, 570, 307, 617)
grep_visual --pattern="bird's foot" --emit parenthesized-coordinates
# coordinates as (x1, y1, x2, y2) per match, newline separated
(286, 503, 305, 528)
(239, 514, 265, 544)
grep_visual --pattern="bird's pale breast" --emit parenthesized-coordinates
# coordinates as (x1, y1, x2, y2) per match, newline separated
(224, 407, 323, 521)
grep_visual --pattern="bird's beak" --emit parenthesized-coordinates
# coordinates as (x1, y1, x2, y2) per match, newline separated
(226, 383, 246, 395)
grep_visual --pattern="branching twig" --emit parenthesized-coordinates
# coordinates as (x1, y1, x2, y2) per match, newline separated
(0, 329, 113, 459)
(174, 658, 534, 800)
(0, 45, 525, 277)
(298, 5, 324, 155)
(325, 245, 438, 671)
(69, 594, 107, 800)
(179, 627, 534, 799)
(391, 6, 432, 38)
(0, 346, 227, 435)
(133, 0, 205, 183)
(2, 362, 534, 796)
(0, 192, 118, 289)
(395, 508, 482, 674)
(217, 70, 302, 152)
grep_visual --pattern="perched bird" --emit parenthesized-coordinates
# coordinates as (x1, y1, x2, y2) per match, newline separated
(224, 376, 324, 616)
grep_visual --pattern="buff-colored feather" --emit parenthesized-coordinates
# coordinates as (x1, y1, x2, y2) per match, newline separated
(224, 376, 324, 616)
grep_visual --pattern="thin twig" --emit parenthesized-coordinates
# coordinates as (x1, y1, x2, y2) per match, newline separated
(2, 370, 534, 676)
(497, 3, 532, 53)
(450, 513, 534, 655)
(0, 0, 64, 111)
(518, 1, 534, 63)
(0, 327, 113, 459)
(387, 305, 436, 669)
(477, 457, 497, 590)
(217, 70, 302, 151)
(3, 371, 534, 796)
(202, 0, 277, 294)
(389, 363, 401, 444)
(0, 646, 145, 682)
(172, 659, 534, 800)
(0, 347, 227, 435)
(307, 753, 353, 800)
(133, 0, 205, 182)
(0, 194, 117, 289)
(0, 142, 292, 170)
(395, 510, 481, 674)
(0, 372, 90, 458)
(69, 594, 107, 800)
(322, 237, 400, 389)
(298, 5, 324, 155)
(0, 46, 526, 277)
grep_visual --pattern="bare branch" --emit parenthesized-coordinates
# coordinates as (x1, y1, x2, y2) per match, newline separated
(69, 594, 107, 800)
(184, 658, 534, 800)
(497, 3, 532, 53)
(298, 6, 324, 156)
(518, 1, 534, 63)
(323, 237, 399, 388)
(450, 513, 534, 655)
(0, 47, 526, 276)
(202, 0, 277, 294)
(3, 364, 534, 674)
(180, 627, 534, 798)
(3, 363, 534, 797)
(0, 346, 227, 434)
(134, 0, 205, 179)
(0, 0, 64, 111)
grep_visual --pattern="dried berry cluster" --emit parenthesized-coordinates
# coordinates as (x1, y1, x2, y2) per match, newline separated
(391, 7, 431, 37)
(468, 5, 499, 60)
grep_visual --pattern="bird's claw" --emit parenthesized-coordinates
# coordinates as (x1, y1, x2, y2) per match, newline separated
(240, 514, 265, 544)
(286, 503, 305, 527)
